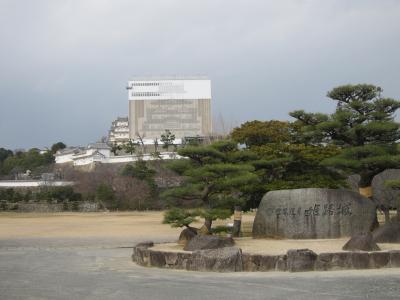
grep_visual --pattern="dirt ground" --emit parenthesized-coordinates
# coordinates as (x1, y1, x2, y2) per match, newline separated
(1, 211, 399, 255)
(0, 211, 255, 240)
(153, 238, 400, 255)
(0, 211, 182, 239)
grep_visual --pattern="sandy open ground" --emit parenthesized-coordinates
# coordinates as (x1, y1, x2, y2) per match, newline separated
(153, 238, 400, 255)
(1, 211, 399, 255)
(0, 211, 255, 240)
(0, 211, 182, 240)
(1, 211, 400, 300)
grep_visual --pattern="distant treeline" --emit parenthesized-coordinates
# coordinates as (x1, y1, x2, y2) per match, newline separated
(0, 143, 66, 177)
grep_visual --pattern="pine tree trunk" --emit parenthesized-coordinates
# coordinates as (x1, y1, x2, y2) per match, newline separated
(232, 206, 242, 237)
(383, 208, 390, 223)
(204, 218, 212, 233)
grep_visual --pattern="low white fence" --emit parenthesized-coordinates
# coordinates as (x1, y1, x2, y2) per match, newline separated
(0, 180, 75, 188)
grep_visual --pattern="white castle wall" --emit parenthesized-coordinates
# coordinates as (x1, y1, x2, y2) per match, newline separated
(57, 152, 182, 166)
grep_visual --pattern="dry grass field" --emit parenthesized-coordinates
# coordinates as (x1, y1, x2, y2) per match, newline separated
(0, 211, 255, 240)
(1, 210, 398, 255)
(0, 211, 181, 240)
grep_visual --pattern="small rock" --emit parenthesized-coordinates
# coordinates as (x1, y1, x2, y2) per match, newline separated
(372, 222, 400, 243)
(342, 232, 380, 251)
(184, 235, 235, 251)
(287, 249, 317, 272)
(178, 227, 197, 246)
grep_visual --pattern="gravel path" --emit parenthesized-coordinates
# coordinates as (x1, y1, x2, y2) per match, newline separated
(1, 212, 400, 299)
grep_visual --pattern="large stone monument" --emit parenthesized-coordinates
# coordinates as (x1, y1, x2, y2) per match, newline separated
(253, 188, 376, 239)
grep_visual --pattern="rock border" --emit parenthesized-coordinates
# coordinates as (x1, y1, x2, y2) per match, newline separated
(132, 242, 400, 272)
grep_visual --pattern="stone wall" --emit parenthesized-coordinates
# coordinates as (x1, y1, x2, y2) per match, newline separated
(132, 243, 400, 273)
(0, 202, 99, 212)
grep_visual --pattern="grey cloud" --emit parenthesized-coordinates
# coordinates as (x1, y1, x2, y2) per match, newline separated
(0, 0, 399, 149)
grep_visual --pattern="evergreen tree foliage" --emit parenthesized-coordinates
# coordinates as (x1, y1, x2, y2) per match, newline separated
(110, 143, 122, 155)
(0, 148, 54, 176)
(123, 139, 137, 155)
(50, 142, 66, 154)
(231, 120, 291, 147)
(290, 84, 400, 187)
(252, 143, 346, 191)
(163, 208, 198, 228)
(231, 119, 347, 205)
(160, 129, 176, 150)
(162, 140, 259, 231)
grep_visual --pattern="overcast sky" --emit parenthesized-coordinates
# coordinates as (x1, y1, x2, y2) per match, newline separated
(0, 0, 399, 150)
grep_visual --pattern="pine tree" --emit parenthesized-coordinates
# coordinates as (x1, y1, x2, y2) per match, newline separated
(290, 84, 400, 191)
(162, 140, 259, 233)
(123, 139, 137, 155)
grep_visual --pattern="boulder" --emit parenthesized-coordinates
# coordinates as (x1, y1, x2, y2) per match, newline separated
(342, 232, 380, 251)
(372, 222, 400, 243)
(287, 249, 317, 272)
(187, 247, 243, 272)
(178, 227, 197, 246)
(253, 188, 376, 239)
(184, 235, 235, 251)
(372, 169, 400, 210)
(346, 174, 361, 192)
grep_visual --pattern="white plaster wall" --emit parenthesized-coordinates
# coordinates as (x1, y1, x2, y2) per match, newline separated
(98, 149, 111, 157)
(55, 154, 75, 164)
(56, 150, 183, 166)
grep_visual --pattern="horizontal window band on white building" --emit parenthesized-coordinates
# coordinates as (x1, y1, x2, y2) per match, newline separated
(128, 76, 212, 140)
